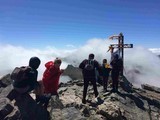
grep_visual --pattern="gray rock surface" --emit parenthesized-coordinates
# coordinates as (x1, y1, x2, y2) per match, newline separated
(0, 77, 49, 120)
(62, 65, 83, 80)
(141, 84, 160, 93)
(0, 65, 160, 120)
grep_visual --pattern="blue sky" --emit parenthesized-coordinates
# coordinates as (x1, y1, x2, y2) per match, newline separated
(0, 0, 160, 49)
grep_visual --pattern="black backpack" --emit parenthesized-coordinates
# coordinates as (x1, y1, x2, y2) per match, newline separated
(11, 66, 32, 83)
(84, 60, 95, 71)
(111, 59, 123, 71)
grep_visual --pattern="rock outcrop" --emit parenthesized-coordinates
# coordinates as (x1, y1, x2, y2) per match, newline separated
(50, 79, 160, 120)
(0, 75, 49, 120)
(62, 65, 83, 80)
(0, 65, 160, 120)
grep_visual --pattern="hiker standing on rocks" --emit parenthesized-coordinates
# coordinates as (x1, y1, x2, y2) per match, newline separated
(42, 58, 64, 96)
(110, 54, 123, 92)
(101, 59, 111, 92)
(79, 53, 101, 104)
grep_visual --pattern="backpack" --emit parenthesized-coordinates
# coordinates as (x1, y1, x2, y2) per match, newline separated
(84, 60, 95, 71)
(11, 66, 32, 83)
(111, 59, 122, 71)
(104, 63, 110, 68)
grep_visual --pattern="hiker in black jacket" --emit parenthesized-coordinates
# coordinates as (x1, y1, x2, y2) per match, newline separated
(110, 54, 123, 92)
(12, 56, 41, 93)
(28, 57, 41, 91)
(79, 53, 101, 104)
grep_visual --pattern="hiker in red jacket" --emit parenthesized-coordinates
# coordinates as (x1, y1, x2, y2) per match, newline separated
(42, 58, 64, 96)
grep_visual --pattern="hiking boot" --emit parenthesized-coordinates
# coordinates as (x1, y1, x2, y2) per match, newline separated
(95, 95, 99, 102)
(115, 89, 119, 93)
(95, 97, 101, 103)
(95, 94, 99, 98)
(105, 89, 108, 92)
(82, 99, 86, 104)
(103, 88, 108, 92)
(95, 96, 104, 104)
(111, 88, 116, 93)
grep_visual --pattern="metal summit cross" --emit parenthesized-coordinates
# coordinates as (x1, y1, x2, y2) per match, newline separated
(108, 33, 133, 76)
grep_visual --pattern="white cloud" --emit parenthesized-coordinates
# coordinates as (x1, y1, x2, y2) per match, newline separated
(65, 44, 76, 48)
(124, 46, 160, 87)
(149, 48, 160, 55)
(0, 44, 69, 80)
(0, 40, 160, 88)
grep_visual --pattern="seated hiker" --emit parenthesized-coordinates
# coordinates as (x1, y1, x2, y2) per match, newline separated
(42, 58, 64, 96)
(10, 57, 50, 108)
(11, 56, 41, 94)
(110, 54, 123, 92)
(101, 59, 111, 92)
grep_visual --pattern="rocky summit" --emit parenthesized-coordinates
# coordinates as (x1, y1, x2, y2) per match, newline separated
(0, 65, 160, 120)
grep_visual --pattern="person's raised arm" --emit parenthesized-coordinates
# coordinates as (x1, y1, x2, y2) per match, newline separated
(79, 60, 86, 69)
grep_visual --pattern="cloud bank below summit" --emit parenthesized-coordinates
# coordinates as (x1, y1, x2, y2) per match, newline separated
(0, 38, 160, 87)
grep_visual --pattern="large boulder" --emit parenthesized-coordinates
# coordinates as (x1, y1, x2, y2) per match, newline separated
(62, 65, 83, 80)
(0, 74, 12, 87)
(98, 101, 123, 120)
(0, 74, 49, 120)
(0, 93, 49, 120)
